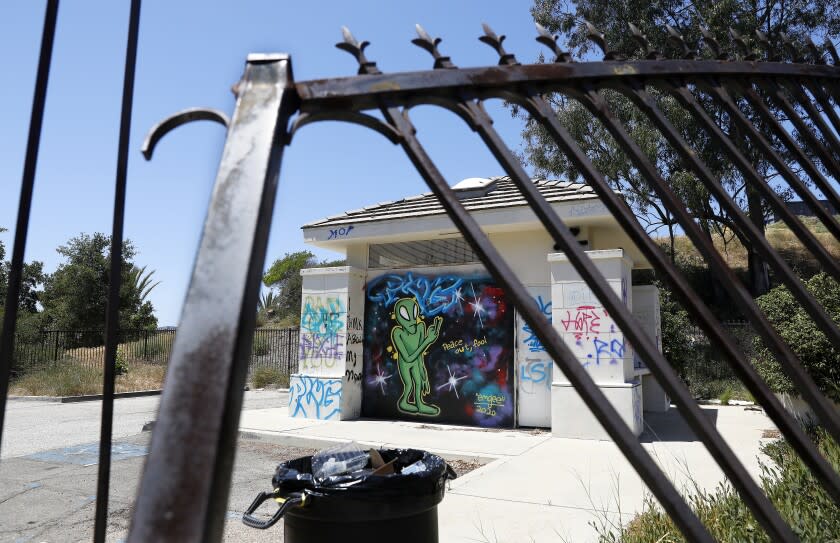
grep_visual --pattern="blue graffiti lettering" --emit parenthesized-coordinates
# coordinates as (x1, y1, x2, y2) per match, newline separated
(301, 296, 345, 337)
(521, 295, 552, 352)
(367, 272, 464, 316)
(328, 225, 355, 240)
(290, 376, 341, 420)
(520, 360, 551, 388)
(593, 338, 625, 366)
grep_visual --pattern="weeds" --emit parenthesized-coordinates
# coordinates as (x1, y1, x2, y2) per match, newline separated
(598, 428, 840, 542)
(9, 360, 166, 396)
(251, 366, 288, 389)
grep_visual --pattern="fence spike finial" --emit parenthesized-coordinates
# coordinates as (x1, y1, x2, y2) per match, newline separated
(665, 24, 696, 58)
(629, 23, 661, 59)
(754, 30, 775, 60)
(412, 24, 456, 69)
(584, 20, 620, 59)
(780, 32, 804, 62)
(827, 39, 840, 65)
(479, 23, 518, 65)
(535, 22, 572, 62)
(804, 37, 825, 64)
(700, 27, 727, 59)
(729, 28, 755, 60)
(335, 26, 381, 75)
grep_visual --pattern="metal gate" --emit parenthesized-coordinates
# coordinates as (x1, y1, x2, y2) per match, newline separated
(2, 1, 840, 541)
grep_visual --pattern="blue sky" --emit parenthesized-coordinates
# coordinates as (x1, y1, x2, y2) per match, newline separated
(1, 1, 548, 326)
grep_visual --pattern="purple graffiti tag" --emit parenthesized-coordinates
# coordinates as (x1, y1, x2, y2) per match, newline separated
(299, 332, 344, 368)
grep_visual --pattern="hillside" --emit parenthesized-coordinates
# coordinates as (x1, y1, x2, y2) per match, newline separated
(665, 216, 840, 278)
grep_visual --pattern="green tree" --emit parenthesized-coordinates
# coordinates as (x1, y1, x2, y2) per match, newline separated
(524, 0, 840, 299)
(40, 233, 158, 334)
(0, 227, 46, 316)
(262, 251, 346, 325)
(753, 272, 840, 402)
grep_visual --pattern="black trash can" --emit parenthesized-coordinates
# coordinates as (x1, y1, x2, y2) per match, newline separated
(242, 447, 457, 543)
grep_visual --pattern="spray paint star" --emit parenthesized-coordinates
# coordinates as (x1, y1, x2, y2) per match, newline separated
(468, 283, 486, 328)
(436, 364, 468, 399)
(454, 287, 465, 308)
(369, 364, 393, 395)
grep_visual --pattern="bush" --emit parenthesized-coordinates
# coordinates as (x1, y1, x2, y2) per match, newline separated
(657, 281, 702, 378)
(251, 366, 287, 389)
(115, 346, 128, 376)
(753, 273, 840, 402)
(599, 428, 840, 542)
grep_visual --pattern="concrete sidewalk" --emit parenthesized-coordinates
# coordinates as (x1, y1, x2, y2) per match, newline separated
(240, 404, 777, 542)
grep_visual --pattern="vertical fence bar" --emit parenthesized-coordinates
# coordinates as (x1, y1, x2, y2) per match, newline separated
(0, 0, 60, 446)
(128, 53, 297, 542)
(93, 1, 141, 541)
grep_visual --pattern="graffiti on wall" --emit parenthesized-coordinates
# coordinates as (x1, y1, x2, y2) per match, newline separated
(299, 295, 346, 369)
(290, 375, 341, 420)
(521, 295, 552, 353)
(363, 271, 515, 428)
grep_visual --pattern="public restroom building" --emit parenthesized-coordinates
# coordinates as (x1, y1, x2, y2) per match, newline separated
(289, 176, 669, 439)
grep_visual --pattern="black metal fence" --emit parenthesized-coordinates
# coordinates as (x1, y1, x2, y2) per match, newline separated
(682, 321, 755, 397)
(11, 328, 299, 379)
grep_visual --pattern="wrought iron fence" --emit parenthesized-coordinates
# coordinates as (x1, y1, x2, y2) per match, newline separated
(11, 328, 299, 379)
(681, 321, 755, 397)
(2, 1, 840, 542)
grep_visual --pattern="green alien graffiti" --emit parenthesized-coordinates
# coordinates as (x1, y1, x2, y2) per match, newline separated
(390, 297, 444, 416)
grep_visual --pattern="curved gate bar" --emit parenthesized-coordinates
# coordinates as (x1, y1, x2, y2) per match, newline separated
(800, 80, 840, 144)
(295, 60, 840, 113)
(658, 79, 840, 285)
(110, 24, 840, 543)
(505, 85, 840, 506)
(776, 79, 840, 180)
(397, 27, 796, 540)
(141, 107, 231, 160)
(330, 26, 718, 542)
(379, 102, 717, 543)
(466, 56, 840, 502)
(731, 82, 840, 232)
(611, 80, 840, 443)
(289, 110, 402, 144)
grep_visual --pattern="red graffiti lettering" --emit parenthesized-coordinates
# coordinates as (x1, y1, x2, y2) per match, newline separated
(561, 305, 601, 337)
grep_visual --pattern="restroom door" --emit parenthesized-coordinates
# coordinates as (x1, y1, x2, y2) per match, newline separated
(516, 287, 552, 427)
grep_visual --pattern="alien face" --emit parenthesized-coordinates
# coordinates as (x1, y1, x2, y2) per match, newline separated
(394, 297, 421, 332)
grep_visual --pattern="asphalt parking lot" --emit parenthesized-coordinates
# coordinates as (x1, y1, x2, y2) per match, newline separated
(1, 392, 300, 542)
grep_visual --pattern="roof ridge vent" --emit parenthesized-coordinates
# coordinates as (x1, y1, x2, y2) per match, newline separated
(452, 177, 500, 199)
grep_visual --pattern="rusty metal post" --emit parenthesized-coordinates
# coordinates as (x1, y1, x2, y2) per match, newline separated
(128, 53, 298, 543)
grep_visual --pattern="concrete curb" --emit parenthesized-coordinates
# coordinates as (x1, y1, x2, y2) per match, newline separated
(59, 389, 162, 403)
(238, 429, 497, 464)
(7, 395, 59, 402)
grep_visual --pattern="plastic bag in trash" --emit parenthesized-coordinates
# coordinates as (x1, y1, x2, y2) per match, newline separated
(311, 441, 370, 483)
(270, 448, 457, 497)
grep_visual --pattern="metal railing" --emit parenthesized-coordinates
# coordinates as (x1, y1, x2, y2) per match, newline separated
(1, 1, 839, 541)
(10, 328, 299, 378)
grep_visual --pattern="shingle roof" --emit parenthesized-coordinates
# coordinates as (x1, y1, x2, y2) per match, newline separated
(302, 176, 598, 228)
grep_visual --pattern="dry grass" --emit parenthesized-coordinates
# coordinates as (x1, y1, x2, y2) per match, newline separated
(10, 360, 167, 397)
(667, 216, 840, 271)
